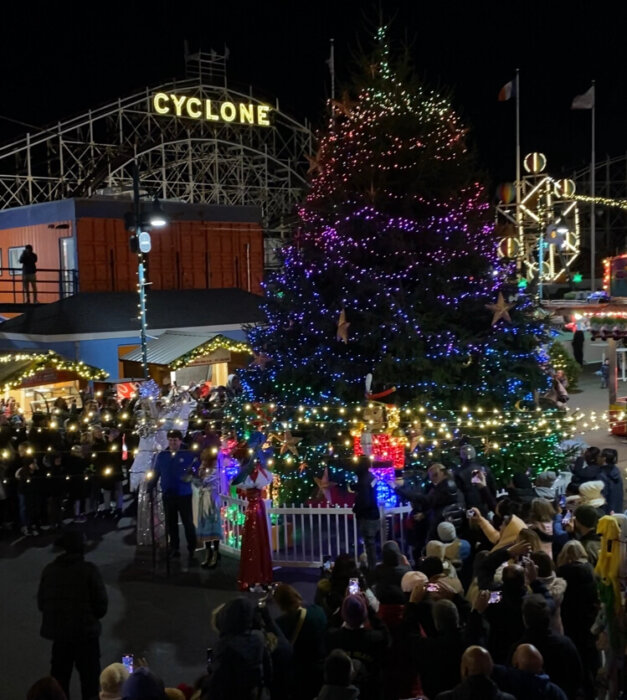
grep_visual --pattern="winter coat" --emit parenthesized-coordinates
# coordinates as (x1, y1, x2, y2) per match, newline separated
(570, 459, 601, 487)
(537, 573, 567, 634)
(453, 462, 497, 514)
(492, 665, 568, 700)
(209, 598, 271, 700)
(38, 552, 108, 641)
(529, 520, 554, 556)
(599, 464, 624, 514)
(353, 471, 379, 521)
(513, 627, 583, 700)
(412, 628, 465, 699)
(326, 625, 388, 700)
(476, 513, 526, 551)
(435, 675, 516, 700)
(556, 561, 599, 646)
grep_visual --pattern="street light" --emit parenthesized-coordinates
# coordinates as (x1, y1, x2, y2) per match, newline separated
(125, 160, 169, 379)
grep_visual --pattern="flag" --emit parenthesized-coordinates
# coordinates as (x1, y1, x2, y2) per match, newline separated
(498, 80, 515, 101)
(571, 86, 594, 110)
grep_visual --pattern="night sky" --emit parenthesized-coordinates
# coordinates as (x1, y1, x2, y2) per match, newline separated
(3, 1, 627, 188)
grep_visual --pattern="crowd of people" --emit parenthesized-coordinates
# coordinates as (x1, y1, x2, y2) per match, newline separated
(0, 385, 233, 539)
(26, 434, 626, 700)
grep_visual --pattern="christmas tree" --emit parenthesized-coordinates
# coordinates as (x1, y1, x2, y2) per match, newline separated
(233, 29, 576, 498)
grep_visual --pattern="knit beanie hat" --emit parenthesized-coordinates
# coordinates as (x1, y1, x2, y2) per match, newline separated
(437, 521, 456, 543)
(341, 594, 367, 629)
(121, 668, 166, 700)
(575, 504, 600, 529)
(579, 480, 606, 508)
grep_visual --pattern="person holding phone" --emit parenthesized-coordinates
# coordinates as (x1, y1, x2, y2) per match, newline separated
(453, 444, 497, 517)
(326, 594, 389, 700)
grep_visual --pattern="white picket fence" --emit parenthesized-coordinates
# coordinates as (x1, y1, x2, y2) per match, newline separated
(220, 494, 412, 567)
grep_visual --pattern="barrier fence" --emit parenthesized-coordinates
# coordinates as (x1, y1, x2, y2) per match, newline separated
(219, 494, 412, 567)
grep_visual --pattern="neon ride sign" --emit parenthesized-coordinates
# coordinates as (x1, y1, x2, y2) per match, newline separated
(152, 92, 272, 126)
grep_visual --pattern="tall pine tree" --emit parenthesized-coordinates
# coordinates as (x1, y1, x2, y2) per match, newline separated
(232, 29, 575, 496)
(246, 29, 549, 409)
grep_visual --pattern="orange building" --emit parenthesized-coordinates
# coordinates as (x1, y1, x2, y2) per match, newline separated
(0, 198, 264, 304)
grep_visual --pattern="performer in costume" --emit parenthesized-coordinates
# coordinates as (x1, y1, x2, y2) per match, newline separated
(196, 440, 223, 569)
(233, 431, 274, 591)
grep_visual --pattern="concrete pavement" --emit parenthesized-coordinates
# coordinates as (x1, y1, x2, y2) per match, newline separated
(1, 363, 624, 698)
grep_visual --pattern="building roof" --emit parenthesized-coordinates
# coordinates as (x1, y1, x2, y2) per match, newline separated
(0, 289, 265, 341)
(0, 197, 262, 229)
(0, 350, 108, 388)
(121, 331, 250, 367)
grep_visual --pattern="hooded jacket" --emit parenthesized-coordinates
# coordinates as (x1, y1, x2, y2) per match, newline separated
(599, 465, 624, 514)
(38, 551, 108, 640)
(209, 598, 270, 700)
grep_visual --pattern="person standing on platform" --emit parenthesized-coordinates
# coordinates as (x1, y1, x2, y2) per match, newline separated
(235, 460, 274, 591)
(149, 429, 199, 565)
(19, 244, 38, 303)
(38, 529, 108, 700)
(352, 457, 381, 571)
(196, 445, 223, 568)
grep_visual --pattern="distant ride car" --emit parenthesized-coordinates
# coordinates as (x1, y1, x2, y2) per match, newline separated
(588, 290, 610, 303)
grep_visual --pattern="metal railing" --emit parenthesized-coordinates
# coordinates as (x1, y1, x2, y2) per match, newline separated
(0, 268, 78, 304)
(219, 493, 412, 567)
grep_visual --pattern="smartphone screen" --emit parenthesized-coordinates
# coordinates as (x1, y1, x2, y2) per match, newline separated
(122, 655, 133, 674)
(348, 577, 359, 595)
(562, 510, 572, 524)
(426, 583, 439, 592)
(559, 495, 566, 507)
(206, 648, 213, 665)
(489, 591, 502, 604)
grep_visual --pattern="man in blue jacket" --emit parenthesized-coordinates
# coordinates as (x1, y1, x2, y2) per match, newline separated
(149, 429, 199, 563)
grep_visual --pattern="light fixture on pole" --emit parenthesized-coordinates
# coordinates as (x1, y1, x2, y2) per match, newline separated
(125, 161, 169, 379)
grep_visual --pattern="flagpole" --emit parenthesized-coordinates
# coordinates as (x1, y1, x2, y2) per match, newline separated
(590, 79, 596, 292)
(329, 38, 336, 102)
(515, 69, 522, 277)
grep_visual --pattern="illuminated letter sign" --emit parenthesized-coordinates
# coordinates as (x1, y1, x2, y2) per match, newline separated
(151, 93, 271, 126)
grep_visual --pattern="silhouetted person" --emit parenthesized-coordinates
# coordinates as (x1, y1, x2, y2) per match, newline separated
(19, 244, 38, 303)
(37, 529, 108, 700)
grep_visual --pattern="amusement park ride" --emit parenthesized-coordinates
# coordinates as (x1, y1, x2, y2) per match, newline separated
(495, 151, 581, 292)
(495, 151, 627, 434)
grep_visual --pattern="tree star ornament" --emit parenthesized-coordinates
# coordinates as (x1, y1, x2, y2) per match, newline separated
(280, 430, 302, 457)
(337, 308, 350, 343)
(314, 466, 336, 502)
(485, 292, 514, 326)
(306, 147, 322, 175)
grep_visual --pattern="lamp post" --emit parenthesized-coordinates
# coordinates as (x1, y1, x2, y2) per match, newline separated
(126, 160, 168, 379)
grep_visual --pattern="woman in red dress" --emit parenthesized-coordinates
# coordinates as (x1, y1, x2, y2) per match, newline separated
(237, 466, 273, 591)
